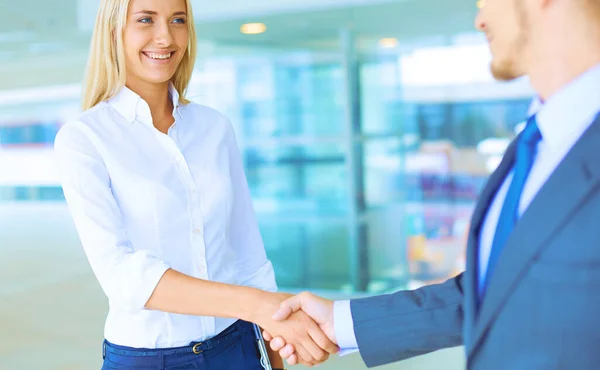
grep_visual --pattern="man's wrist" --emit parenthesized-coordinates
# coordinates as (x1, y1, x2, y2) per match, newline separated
(333, 300, 359, 350)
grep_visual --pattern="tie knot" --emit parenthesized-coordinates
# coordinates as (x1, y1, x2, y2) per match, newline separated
(520, 115, 542, 147)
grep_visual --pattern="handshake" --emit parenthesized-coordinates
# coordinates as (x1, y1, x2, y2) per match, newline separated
(253, 291, 339, 367)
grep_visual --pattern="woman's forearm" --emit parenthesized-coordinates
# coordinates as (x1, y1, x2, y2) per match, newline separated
(145, 269, 330, 367)
(145, 268, 280, 321)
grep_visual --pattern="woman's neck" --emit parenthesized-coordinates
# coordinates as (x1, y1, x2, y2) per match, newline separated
(126, 79, 174, 132)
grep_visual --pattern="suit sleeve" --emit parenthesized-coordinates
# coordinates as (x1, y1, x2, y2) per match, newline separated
(351, 273, 464, 367)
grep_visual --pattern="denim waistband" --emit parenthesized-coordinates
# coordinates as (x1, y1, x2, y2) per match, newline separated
(103, 320, 253, 365)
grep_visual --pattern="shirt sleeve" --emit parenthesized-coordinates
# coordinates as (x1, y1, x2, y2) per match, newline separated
(334, 300, 360, 355)
(223, 118, 277, 293)
(54, 122, 170, 311)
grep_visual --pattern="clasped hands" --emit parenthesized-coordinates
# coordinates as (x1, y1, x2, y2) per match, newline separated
(258, 292, 337, 367)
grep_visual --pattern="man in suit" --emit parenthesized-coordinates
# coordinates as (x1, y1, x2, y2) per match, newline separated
(264, 0, 600, 368)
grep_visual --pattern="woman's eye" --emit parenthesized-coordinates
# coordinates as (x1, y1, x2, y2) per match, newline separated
(138, 17, 152, 24)
(172, 18, 186, 24)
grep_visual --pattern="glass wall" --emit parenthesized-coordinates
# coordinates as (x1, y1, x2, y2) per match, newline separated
(0, 41, 534, 292)
(2, 1, 535, 368)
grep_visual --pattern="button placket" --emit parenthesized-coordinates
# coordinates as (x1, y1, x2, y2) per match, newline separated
(156, 130, 208, 278)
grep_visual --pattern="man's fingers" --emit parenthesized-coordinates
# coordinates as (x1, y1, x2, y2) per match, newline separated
(308, 323, 339, 355)
(299, 321, 330, 363)
(272, 295, 303, 321)
(293, 342, 316, 366)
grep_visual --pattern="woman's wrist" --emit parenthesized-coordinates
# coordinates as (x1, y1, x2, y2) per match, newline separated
(234, 288, 281, 323)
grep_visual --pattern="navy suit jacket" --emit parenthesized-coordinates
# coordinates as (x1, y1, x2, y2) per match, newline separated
(351, 113, 600, 369)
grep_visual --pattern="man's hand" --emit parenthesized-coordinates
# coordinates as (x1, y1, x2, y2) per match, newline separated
(263, 292, 337, 366)
(252, 292, 338, 367)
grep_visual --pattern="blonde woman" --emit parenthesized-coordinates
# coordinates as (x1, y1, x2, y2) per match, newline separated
(54, 0, 337, 368)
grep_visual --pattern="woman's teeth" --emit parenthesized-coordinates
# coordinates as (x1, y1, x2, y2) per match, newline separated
(145, 52, 172, 60)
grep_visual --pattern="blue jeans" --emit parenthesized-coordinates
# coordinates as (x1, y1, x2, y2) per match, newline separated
(101, 320, 264, 370)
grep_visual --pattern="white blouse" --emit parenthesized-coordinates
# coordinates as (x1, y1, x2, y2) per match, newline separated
(54, 85, 277, 348)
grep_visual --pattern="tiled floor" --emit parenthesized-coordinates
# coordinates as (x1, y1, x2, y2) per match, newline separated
(0, 203, 465, 369)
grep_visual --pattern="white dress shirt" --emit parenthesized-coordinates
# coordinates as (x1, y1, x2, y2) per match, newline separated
(333, 63, 600, 352)
(54, 84, 277, 348)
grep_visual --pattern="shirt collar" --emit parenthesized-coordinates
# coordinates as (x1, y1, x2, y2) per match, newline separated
(529, 63, 600, 152)
(108, 83, 183, 124)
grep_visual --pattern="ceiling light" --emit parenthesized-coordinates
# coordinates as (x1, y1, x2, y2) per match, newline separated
(379, 38, 399, 49)
(241, 23, 267, 35)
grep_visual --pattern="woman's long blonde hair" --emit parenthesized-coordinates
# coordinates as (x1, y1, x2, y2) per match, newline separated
(82, 0, 197, 111)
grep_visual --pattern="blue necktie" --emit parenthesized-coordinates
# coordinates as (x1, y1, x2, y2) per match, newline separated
(481, 115, 542, 298)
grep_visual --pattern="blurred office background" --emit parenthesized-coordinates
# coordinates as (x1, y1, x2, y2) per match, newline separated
(0, 0, 534, 368)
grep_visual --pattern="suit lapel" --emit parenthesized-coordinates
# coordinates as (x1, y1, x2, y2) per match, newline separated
(463, 140, 517, 351)
(468, 114, 600, 358)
